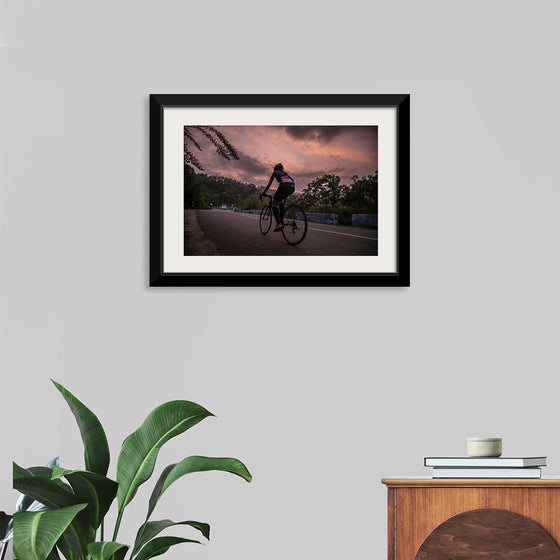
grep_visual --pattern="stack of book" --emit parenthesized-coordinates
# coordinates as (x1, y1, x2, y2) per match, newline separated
(424, 456, 547, 478)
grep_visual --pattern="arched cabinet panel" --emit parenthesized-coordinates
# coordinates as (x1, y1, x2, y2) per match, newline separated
(414, 508, 560, 559)
(382, 479, 560, 560)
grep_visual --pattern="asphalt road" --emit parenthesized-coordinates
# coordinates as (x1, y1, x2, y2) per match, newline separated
(185, 209, 378, 256)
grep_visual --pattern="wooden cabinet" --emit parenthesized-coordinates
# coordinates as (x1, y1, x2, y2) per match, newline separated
(382, 479, 560, 559)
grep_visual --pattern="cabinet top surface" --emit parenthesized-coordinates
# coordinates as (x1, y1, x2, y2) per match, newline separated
(382, 478, 560, 488)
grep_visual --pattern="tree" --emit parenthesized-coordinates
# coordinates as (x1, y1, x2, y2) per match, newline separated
(184, 165, 209, 209)
(299, 174, 346, 209)
(342, 172, 378, 213)
(184, 126, 240, 170)
(191, 174, 260, 208)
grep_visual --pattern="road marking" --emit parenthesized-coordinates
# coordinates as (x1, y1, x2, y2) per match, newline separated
(234, 213, 259, 220)
(308, 226, 377, 241)
(222, 211, 377, 241)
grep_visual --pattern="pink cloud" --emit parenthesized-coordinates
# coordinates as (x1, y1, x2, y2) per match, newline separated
(185, 125, 378, 190)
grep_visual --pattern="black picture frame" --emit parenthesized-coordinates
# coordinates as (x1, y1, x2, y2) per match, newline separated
(150, 94, 410, 287)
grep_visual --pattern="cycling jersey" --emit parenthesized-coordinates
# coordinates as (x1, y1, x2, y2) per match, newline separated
(271, 169, 295, 185)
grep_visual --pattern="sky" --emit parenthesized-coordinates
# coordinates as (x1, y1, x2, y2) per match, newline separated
(184, 126, 378, 191)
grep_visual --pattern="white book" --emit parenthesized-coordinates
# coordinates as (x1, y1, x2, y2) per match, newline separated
(432, 467, 542, 479)
(424, 456, 547, 468)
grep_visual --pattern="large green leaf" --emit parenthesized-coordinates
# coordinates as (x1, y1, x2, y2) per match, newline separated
(146, 456, 252, 520)
(134, 536, 201, 560)
(51, 466, 118, 530)
(132, 519, 210, 556)
(23, 466, 73, 494)
(51, 380, 110, 476)
(14, 458, 61, 517)
(14, 465, 78, 510)
(87, 541, 129, 560)
(9, 460, 61, 543)
(116, 401, 213, 516)
(13, 503, 87, 560)
(13, 465, 90, 556)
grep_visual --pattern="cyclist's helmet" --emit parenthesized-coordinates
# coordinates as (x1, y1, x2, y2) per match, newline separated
(274, 163, 284, 171)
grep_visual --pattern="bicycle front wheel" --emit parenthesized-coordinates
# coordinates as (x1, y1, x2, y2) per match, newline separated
(259, 206, 272, 234)
(281, 204, 308, 245)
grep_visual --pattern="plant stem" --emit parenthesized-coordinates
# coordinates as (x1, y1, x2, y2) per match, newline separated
(112, 510, 123, 541)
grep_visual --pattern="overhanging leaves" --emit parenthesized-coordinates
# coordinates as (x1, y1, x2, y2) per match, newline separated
(183, 126, 239, 171)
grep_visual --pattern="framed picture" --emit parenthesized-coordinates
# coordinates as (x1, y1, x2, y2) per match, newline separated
(150, 94, 410, 287)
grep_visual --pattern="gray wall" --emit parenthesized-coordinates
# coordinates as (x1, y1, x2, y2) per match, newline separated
(2, 1, 560, 559)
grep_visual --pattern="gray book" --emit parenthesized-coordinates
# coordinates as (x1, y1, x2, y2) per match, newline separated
(432, 467, 542, 479)
(424, 456, 546, 468)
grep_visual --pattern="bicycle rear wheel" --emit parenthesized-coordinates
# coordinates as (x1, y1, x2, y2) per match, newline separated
(260, 206, 272, 234)
(281, 204, 307, 245)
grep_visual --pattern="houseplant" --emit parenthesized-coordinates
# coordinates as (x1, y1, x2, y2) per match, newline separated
(13, 380, 252, 560)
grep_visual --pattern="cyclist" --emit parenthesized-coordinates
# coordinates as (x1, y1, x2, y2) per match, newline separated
(260, 163, 295, 232)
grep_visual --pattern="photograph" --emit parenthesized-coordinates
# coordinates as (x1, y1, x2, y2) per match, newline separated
(183, 125, 379, 257)
(150, 94, 409, 286)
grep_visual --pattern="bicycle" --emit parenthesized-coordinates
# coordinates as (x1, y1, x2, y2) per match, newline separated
(259, 193, 308, 245)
